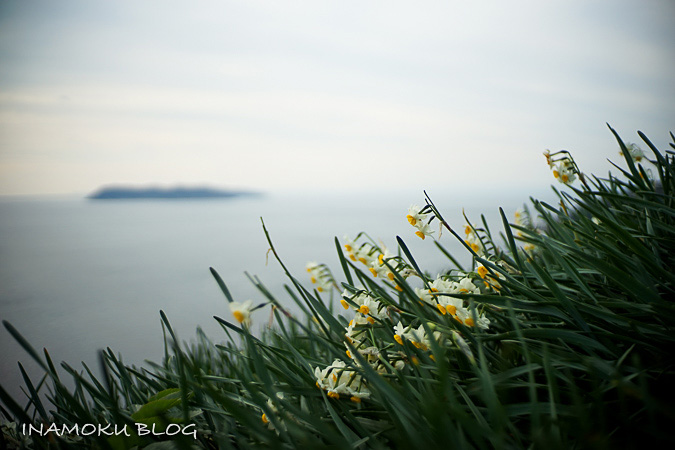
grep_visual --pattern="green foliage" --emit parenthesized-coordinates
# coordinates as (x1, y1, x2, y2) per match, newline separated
(2, 128, 675, 449)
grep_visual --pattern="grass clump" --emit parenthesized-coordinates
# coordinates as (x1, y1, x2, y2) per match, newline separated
(2, 126, 675, 449)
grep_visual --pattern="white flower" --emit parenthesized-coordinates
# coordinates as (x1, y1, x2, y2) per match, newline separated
(552, 160, 576, 185)
(345, 321, 367, 343)
(409, 324, 441, 350)
(430, 277, 455, 293)
(348, 292, 384, 319)
(314, 359, 370, 401)
(464, 227, 484, 255)
(368, 260, 389, 278)
(393, 322, 440, 350)
(543, 149, 553, 167)
(352, 242, 377, 266)
(342, 237, 359, 263)
(457, 277, 479, 294)
(393, 321, 410, 345)
(620, 142, 645, 163)
(349, 313, 372, 327)
(437, 295, 466, 318)
(414, 222, 434, 240)
(406, 205, 428, 227)
(306, 261, 333, 292)
(415, 287, 437, 306)
(230, 300, 254, 326)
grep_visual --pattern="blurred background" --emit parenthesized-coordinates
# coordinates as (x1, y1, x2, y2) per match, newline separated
(1, 0, 674, 400)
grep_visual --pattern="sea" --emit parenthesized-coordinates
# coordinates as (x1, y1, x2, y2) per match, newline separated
(0, 189, 550, 403)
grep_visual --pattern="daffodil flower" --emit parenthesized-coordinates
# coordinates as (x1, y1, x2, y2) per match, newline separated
(543, 149, 553, 167)
(305, 261, 333, 292)
(229, 300, 253, 326)
(552, 160, 577, 185)
(620, 142, 645, 163)
(415, 222, 434, 240)
(406, 205, 428, 226)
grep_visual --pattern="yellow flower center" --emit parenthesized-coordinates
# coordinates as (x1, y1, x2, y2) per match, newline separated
(553, 170, 560, 179)
(415, 231, 425, 240)
(317, 287, 324, 292)
(394, 334, 403, 345)
(411, 356, 420, 365)
(310, 276, 317, 284)
(262, 413, 269, 424)
(350, 396, 361, 403)
(562, 174, 569, 183)
(378, 254, 385, 265)
(367, 317, 375, 324)
(446, 305, 456, 315)
(387, 272, 395, 281)
(406, 215, 417, 226)
(412, 341, 427, 350)
(349, 253, 357, 261)
(346, 350, 351, 358)
(436, 304, 447, 315)
(477, 265, 488, 278)
(359, 305, 370, 315)
(358, 257, 367, 265)
(464, 318, 475, 327)
(340, 299, 349, 310)
(394, 285, 403, 292)
(327, 391, 340, 399)
(233, 311, 245, 323)
(470, 243, 479, 252)
(344, 244, 352, 252)
(369, 268, 378, 277)
(465, 225, 471, 235)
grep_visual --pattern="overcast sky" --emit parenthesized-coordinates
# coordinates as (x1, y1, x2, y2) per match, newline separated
(0, 0, 673, 196)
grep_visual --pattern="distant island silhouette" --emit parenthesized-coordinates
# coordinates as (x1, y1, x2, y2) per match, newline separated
(88, 186, 260, 200)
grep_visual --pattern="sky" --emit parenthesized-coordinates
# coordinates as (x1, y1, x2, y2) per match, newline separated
(0, 0, 673, 196)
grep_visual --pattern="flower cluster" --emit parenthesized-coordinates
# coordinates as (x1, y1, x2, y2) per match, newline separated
(544, 150, 578, 185)
(464, 225, 484, 255)
(393, 321, 441, 351)
(314, 359, 371, 403)
(305, 261, 334, 292)
(340, 291, 387, 325)
(312, 205, 500, 407)
(343, 238, 412, 291)
(476, 261, 506, 291)
(414, 275, 491, 329)
(406, 205, 435, 240)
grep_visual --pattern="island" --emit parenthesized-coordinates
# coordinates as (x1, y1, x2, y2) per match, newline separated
(88, 186, 260, 200)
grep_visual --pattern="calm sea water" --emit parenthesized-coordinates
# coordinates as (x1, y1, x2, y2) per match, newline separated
(0, 190, 544, 401)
